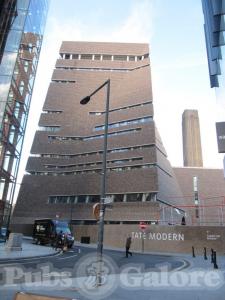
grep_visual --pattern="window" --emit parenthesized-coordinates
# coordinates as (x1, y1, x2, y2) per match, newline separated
(65, 54, 70, 59)
(127, 193, 143, 202)
(48, 196, 57, 204)
(94, 54, 101, 60)
(89, 101, 152, 116)
(89, 112, 103, 116)
(114, 55, 127, 61)
(72, 54, 79, 59)
(42, 110, 62, 114)
(146, 193, 156, 201)
(114, 194, 124, 202)
(31, 144, 154, 159)
(77, 195, 86, 203)
(94, 116, 152, 131)
(52, 80, 75, 83)
(103, 55, 112, 60)
(69, 196, 76, 204)
(57, 196, 68, 203)
(89, 195, 100, 203)
(39, 126, 60, 132)
(129, 56, 135, 61)
(82, 128, 141, 141)
(81, 54, 92, 60)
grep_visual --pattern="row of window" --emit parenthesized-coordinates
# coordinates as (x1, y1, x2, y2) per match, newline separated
(40, 101, 151, 117)
(60, 53, 149, 62)
(38, 117, 152, 134)
(48, 128, 141, 142)
(71, 220, 158, 225)
(56, 67, 130, 72)
(89, 101, 152, 116)
(42, 110, 62, 114)
(30, 144, 154, 158)
(48, 192, 155, 204)
(28, 163, 156, 176)
(95, 116, 152, 131)
(52, 80, 75, 84)
(44, 157, 143, 170)
(38, 126, 60, 132)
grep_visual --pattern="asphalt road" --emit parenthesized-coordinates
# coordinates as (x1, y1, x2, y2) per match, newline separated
(0, 244, 185, 272)
(0, 245, 188, 300)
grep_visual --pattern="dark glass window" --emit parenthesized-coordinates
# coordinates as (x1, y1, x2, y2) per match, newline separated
(129, 56, 135, 61)
(114, 194, 124, 202)
(69, 196, 76, 204)
(72, 54, 79, 59)
(146, 193, 152, 201)
(77, 195, 86, 203)
(114, 55, 127, 61)
(81, 54, 92, 60)
(127, 193, 143, 202)
(103, 55, 111, 60)
(89, 195, 100, 203)
(49, 196, 56, 204)
(57, 196, 68, 203)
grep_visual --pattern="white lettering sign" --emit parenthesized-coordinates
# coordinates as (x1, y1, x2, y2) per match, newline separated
(132, 232, 184, 241)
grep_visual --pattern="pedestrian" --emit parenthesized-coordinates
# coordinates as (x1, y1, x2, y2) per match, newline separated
(6, 229, 10, 240)
(54, 230, 63, 251)
(181, 216, 186, 225)
(125, 235, 132, 258)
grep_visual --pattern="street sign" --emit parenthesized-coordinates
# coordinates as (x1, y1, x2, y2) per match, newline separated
(216, 122, 225, 153)
(103, 196, 113, 204)
(139, 221, 147, 230)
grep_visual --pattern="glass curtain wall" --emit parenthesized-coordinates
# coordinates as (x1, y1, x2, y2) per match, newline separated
(0, 0, 49, 226)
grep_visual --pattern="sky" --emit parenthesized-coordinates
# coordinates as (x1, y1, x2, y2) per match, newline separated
(17, 0, 225, 187)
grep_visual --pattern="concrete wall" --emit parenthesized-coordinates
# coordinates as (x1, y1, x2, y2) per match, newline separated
(73, 224, 225, 254)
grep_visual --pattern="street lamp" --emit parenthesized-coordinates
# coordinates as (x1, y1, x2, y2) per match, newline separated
(80, 79, 110, 285)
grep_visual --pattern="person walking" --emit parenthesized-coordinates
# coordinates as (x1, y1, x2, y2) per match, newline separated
(181, 216, 186, 225)
(125, 235, 132, 258)
(54, 230, 63, 251)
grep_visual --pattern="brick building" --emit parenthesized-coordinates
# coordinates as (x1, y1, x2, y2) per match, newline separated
(12, 41, 186, 234)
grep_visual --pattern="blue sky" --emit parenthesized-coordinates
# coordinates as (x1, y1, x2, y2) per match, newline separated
(18, 0, 224, 186)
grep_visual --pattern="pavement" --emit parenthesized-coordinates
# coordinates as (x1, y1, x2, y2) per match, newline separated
(0, 237, 58, 261)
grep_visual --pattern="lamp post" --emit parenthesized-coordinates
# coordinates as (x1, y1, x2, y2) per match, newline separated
(80, 79, 110, 285)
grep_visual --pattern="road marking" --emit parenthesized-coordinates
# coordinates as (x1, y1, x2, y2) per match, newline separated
(57, 254, 78, 260)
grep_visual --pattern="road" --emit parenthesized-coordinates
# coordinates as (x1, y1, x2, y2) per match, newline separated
(0, 245, 185, 270)
(3, 244, 222, 300)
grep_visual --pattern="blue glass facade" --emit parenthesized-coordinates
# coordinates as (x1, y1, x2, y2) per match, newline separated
(0, 0, 49, 226)
(202, 0, 225, 89)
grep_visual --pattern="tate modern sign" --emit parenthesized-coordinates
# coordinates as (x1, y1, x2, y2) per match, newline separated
(132, 231, 185, 241)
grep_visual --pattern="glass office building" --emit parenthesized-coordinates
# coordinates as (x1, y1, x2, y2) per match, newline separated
(0, 0, 49, 226)
(202, 0, 225, 171)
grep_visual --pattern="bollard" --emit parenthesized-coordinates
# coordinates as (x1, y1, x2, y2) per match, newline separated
(211, 248, 214, 263)
(213, 251, 218, 269)
(192, 246, 195, 258)
(204, 247, 207, 260)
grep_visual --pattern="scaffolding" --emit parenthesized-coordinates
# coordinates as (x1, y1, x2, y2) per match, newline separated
(159, 195, 225, 226)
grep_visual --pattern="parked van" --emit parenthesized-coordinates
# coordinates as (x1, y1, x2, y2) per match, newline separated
(33, 219, 74, 248)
